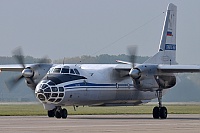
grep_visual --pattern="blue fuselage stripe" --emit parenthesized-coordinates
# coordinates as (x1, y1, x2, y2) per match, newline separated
(64, 83, 133, 89)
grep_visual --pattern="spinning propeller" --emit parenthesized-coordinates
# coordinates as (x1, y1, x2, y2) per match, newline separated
(5, 47, 50, 90)
(116, 46, 142, 88)
(127, 46, 141, 88)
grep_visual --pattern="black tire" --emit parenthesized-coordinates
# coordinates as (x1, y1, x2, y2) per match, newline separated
(61, 108, 68, 119)
(153, 106, 160, 119)
(55, 109, 62, 119)
(48, 109, 55, 117)
(160, 107, 167, 119)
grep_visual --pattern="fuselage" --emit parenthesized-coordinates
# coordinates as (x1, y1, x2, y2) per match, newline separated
(35, 64, 170, 109)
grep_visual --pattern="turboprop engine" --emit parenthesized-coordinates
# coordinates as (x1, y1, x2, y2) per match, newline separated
(23, 64, 53, 89)
(129, 64, 176, 91)
(5, 47, 53, 90)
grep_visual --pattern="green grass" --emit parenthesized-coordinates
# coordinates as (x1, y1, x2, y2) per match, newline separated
(0, 104, 46, 116)
(0, 103, 199, 116)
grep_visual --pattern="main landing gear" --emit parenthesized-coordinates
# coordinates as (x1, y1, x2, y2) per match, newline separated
(47, 106, 68, 119)
(153, 90, 168, 119)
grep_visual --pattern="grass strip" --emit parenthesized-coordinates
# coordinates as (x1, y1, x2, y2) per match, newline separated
(0, 103, 199, 116)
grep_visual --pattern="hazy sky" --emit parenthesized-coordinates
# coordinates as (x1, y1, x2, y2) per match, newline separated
(0, 0, 200, 64)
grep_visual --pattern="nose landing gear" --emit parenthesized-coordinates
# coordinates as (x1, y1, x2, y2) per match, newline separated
(47, 106, 68, 119)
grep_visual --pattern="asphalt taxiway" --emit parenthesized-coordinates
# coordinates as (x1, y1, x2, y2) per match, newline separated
(0, 114, 199, 133)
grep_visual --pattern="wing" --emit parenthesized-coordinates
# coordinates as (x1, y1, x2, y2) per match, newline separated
(114, 64, 200, 76)
(158, 65, 200, 73)
(115, 64, 132, 71)
(0, 64, 24, 71)
(114, 64, 132, 77)
(0, 64, 37, 72)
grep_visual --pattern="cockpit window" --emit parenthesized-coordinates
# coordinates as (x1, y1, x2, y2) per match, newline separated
(48, 66, 80, 75)
(74, 69, 80, 75)
(48, 68, 54, 74)
(53, 68, 61, 73)
(70, 69, 75, 74)
(61, 68, 69, 74)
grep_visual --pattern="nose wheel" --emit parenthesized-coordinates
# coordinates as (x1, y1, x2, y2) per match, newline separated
(47, 106, 68, 119)
(153, 90, 168, 119)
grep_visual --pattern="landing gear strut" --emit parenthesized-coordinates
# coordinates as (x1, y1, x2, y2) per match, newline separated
(47, 106, 68, 119)
(153, 90, 167, 119)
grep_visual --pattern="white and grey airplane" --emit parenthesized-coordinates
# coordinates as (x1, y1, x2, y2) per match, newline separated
(0, 3, 199, 119)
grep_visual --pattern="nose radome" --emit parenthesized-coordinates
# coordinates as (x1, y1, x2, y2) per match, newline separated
(35, 80, 65, 103)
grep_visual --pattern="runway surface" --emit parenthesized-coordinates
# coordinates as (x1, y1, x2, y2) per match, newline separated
(0, 114, 200, 133)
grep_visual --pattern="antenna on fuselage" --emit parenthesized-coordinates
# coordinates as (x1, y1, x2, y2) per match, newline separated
(63, 57, 65, 65)
(75, 60, 81, 66)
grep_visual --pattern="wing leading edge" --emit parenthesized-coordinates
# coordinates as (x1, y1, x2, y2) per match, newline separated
(114, 64, 200, 75)
(158, 65, 200, 73)
(0, 64, 24, 72)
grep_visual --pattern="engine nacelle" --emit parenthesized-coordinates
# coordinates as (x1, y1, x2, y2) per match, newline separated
(131, 64, 176, 91)
(25, 64, 53, 90)
(133, 78, 160, 91)
(155, 75, 176, 89)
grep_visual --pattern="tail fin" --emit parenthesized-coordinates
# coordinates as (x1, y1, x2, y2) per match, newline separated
(144, 3, 177, 65)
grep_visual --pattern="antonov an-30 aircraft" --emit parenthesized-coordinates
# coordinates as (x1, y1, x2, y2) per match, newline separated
(0, 3, 199, 119)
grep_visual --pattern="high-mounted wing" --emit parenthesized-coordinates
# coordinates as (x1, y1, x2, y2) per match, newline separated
(114, 64, 132, 77)
(114, 64, 200, 78)
(115, 64, 200, 73)
(158, 64, 200, 73)
(0, 64, 25, 72)
(114, 63, 132, 71)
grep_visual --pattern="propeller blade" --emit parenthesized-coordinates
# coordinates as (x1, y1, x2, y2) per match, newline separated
(127, 46, 142, 89)
(26, 78, 37, 88)
(127, 46, 137, 67)
(32, 56, 51, 70)
(7, 47, 46, 91)
(12, 47, 25, 68)
(5, 75, 24, 91)
(38, 56, 52, 64)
